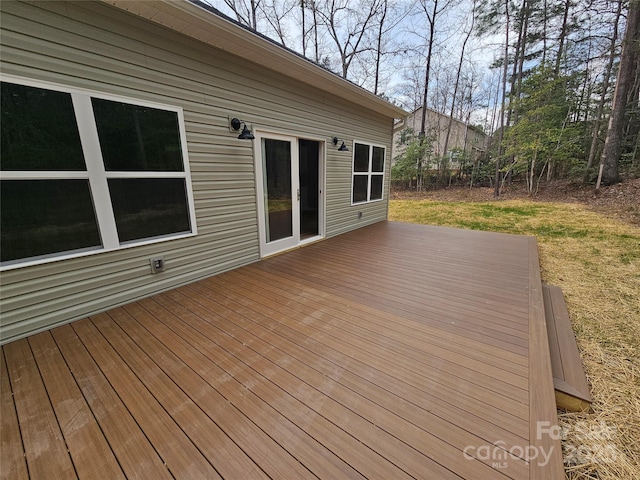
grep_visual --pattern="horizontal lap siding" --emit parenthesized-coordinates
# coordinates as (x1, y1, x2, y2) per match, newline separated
(0, 1, 393, 343)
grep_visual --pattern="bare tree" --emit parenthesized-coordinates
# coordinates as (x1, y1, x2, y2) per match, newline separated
(298, 0, 324, 62)
(414, 0, 459, 189)
(442, 1, 475, 158)
(352, 1, 414, 95)
(260, 0, 298, 47)
(301, 0, 307, 56)
(220, 0, 261, 29)
(313, 0, 384, 79)
(394, 61, 427, 111)
(373, 0, 388, 94)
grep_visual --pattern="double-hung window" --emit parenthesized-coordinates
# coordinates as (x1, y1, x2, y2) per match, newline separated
(351, 142, 385, 204)
(0, 77, 196, 269)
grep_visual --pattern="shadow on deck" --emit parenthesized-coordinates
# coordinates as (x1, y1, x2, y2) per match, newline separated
(1, 221, 566, 479)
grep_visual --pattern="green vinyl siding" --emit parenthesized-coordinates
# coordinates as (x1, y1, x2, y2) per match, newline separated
(0, 0, 394, 343)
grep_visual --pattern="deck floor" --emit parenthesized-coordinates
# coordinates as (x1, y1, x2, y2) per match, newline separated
(1, 221, 563, 479)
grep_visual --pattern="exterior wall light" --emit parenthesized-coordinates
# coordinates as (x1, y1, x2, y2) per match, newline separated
(230, 117, 255, 139)
(333, 137, 349, 151)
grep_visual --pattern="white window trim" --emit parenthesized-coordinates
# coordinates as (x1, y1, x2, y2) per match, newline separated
(350, 140, 386, 205)
(0, 75, 197, 271)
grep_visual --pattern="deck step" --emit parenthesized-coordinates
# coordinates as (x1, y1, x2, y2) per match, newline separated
(543, 284, 592, 412)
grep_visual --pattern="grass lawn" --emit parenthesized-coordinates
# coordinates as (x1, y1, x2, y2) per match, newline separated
(389, 199, 640, 480)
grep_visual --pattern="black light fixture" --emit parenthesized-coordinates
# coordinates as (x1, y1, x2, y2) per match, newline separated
(333, 136, 349, 151)
(230, 117, 255, 140)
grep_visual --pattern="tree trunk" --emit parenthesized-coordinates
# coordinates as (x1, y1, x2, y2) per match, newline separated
(443, 1, 474, 158)
(374, 0, 388, 95)
(529, 147, 537, 194)
(541, 0, 548, 67)
(505, 0, 525, 130)
(250, 0, 257, 30)
(495, 0, 510, 197)
(585, 0, 622, 182)
(301, 0, 306, 57)
(554, 0, 571, 75)
(599, 0, 640, 187)
(516, 0, 529, 100)
(312, 3, 319, 62)
(503, 0, 526, 189)
(419, 0, 439, 191)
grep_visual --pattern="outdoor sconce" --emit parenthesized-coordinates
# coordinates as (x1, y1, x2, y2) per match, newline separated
(333, 137, 349, 151)
(230, 117, 255, 140)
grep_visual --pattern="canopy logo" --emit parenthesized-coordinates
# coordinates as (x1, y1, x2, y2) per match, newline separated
(462, 441, 555, 469)
(462, 420, 621, 469)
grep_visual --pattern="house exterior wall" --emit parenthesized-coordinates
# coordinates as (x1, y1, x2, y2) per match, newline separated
(0, 0, 395, 343)
(392, 107, 488, 165)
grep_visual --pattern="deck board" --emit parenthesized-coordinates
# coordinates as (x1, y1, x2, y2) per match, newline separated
(187, 276, 530, 442)
(543, 284, 592, 412)
(71, 318, 224, 479)
(90, 311, 272, 480)
(157, 289, 455, 479)
(0, 350, 29, 480)
(219, 268, 529, 391)
(3, 339, 77, 480)
(1, 221, 564, 479)
(172, 284, 520, 479)
(182, 279, 531, 479)
(202, 273, 529, 415)
(226, 266, 529, 370)
(27, 332, 125, 480)
(526, 239, 565, 480)
(262, 254, 530, 335)
(49, 325, 175, 480)
(123, 298, 365, 480)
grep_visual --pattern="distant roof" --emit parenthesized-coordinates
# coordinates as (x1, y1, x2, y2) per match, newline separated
(102, 0, 407, 119)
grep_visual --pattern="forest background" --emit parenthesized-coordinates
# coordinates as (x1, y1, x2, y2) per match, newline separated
(205, 0, 639, 193)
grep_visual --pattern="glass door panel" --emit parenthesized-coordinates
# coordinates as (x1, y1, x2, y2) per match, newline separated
(256, 133, 300, 256)
(298, 139, 319, 239)
(262, 138, 293, 242)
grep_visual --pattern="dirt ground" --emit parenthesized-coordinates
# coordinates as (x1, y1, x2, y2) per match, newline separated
(391, 178, 640, 226)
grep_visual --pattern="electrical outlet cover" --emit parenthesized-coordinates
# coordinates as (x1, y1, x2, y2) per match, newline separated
(150, 256, 165, 273)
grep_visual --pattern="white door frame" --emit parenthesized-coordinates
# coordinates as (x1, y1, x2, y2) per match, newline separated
(254, 131, 325, 257)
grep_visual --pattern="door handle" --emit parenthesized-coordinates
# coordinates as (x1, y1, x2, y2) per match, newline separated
(297, 188, 300, 201)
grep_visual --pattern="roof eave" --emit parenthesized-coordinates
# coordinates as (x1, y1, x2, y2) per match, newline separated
(101, 0, 407, 119)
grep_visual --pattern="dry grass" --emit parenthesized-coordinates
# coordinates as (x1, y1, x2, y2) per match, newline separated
(389, 199, 640, 480)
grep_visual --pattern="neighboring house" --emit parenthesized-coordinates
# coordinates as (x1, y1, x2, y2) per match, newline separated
(0, 0, 406, 343)
(392, 106, 488, 167)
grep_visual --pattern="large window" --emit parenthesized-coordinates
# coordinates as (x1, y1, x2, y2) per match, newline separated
(0, 78, 196, 268)
(351, 142, 385, 204)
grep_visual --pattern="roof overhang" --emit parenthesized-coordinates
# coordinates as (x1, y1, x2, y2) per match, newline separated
(101, 0, 407, 119)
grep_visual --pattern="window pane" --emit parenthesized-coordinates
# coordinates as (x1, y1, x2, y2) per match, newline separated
(0, 82, 85, 170)
(108, 178, 191, 242)
(370, 175, 384, 200)
(92, 98, 183, 171)
(353, 143, 370, 172)
(1, 180, 100, 262)
(352, 175, 368, 203)
(372, 146, 385, 172)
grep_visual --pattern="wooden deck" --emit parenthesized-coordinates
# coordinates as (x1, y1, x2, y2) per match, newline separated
(543, 284, 592, 412)
(1, 221, 564, 479)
